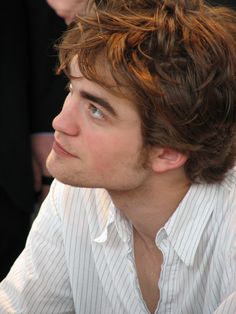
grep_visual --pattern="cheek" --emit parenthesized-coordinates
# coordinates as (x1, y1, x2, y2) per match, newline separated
(85, 131, 142, 171)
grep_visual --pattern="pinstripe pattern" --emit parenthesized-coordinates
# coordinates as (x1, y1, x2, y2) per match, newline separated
(0, 168, 236, 313)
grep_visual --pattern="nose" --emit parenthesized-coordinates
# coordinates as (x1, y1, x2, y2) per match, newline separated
(52, 94, 80, 136)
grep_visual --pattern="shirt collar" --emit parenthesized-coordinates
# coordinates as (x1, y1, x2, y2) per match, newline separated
(93, 196, 131, 244)
(93, 201, 116, 244)
(93, 172, 231, 265)
(162, 182, 219, 266)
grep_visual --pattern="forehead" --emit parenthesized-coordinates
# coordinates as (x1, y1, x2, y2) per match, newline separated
(69, 56, 140, 114)
(69, 54, 112, 82)
(69, 55, 134, 100)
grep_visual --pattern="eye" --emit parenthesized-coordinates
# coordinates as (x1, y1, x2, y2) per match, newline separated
(89, 104, 104, 120)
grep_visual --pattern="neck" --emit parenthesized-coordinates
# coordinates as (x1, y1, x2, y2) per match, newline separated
(108, 169, 190, 244)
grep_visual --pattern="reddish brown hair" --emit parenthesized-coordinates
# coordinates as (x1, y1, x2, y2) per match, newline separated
(58, 0, 236, 183)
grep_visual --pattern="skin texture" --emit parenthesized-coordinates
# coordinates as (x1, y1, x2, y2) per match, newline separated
(47, 59, 149, 191)
(47, 58, 189, 219)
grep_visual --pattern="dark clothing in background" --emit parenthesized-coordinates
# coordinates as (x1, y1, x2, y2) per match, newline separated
(0, 0, 67, 280)
(209, 0, 236, 8)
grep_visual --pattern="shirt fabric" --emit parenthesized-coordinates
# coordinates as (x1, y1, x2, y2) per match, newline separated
(0, 168, 236, 314)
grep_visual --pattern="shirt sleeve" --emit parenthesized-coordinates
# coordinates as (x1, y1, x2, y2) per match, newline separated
(0, 181, 75, 314)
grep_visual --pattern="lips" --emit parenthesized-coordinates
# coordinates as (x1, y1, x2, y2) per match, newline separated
(52, 140, 76, 158)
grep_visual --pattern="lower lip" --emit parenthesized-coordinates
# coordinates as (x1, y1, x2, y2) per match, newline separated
(52, 141, 76, 158)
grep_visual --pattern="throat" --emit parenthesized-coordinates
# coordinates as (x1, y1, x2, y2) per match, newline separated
(133, 228, 163, 314)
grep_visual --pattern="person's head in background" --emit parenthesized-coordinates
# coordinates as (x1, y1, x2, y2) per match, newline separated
(47, 0, 236, 190)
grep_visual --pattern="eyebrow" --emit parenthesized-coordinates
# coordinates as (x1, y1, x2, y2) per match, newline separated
(80, 90, 117, 117)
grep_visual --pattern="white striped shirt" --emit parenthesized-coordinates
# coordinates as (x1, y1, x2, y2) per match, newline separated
(0, 168, 236, 313)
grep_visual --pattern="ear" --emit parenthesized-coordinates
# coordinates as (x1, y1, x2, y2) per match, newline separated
(150, 147, 188, 173)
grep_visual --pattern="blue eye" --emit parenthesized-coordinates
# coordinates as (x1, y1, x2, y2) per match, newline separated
(89, 104, 104, 119)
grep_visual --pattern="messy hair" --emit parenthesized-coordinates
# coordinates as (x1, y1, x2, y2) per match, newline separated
(58, 0, 236, 183)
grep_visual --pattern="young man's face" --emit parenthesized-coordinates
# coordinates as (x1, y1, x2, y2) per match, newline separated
(47, 58, 151, 192)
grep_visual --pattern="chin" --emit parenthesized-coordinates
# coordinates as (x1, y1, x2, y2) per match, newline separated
(50, 171, 79, 187)
(46, 159, 64, 183)
(46, 153, 83, 186)
(56, 176, 76, 186)
(47, 165, 87, 188)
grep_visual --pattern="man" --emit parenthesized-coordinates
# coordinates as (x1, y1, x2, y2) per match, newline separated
(0, 0, 236, 313)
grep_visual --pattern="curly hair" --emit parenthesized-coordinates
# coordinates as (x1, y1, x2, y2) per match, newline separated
(57, 0, 236, 183)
